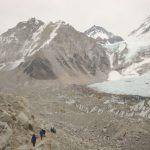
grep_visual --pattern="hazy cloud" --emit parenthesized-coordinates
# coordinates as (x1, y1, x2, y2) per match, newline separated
(0, 0, 150, 37)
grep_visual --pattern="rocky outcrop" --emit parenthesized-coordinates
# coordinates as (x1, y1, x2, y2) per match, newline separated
(0, 94, 37, 149)
(0, 122, 12, 150)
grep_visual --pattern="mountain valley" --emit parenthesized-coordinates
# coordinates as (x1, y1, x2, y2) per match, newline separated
(1, 16, 150, 149)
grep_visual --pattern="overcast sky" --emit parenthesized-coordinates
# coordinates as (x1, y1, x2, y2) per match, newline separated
(0, 0, 150, 37)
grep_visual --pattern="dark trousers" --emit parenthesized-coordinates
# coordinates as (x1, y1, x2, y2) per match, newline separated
(40, 135, 43, 140)
(32, 141, 36, 147)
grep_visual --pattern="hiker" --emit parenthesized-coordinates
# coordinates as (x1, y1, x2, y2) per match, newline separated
(39, 129, 44, 140)
(42, 129, 46, 137)
(31, 134, 36, 147)
(51, 127, 56, 133)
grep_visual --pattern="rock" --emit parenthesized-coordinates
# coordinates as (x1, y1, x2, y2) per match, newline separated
(17, 112, 30, 125)
(0, 121, 12, 150)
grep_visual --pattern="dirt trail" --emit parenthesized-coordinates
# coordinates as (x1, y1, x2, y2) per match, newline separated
(19, 132, 52, 150)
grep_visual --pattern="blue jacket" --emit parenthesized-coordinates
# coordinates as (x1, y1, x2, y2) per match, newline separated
(31, 135, 36, 142)
(40, 130, 44, 136)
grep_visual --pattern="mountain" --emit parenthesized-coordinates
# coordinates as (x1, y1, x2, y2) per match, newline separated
(129, 16, 150, 38)
(1, 18, 150, 150)
(84, 25, 123, 44)
(0, 18, 44, 63)
(84, 17, 150, 77)
(121, 16, 150, 76)
(1, 17, 150, 85)
(84, 25, 128, 71)
(0, 18, 110, 85)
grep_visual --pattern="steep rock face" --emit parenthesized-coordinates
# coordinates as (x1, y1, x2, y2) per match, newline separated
(0, 19, 110, 82)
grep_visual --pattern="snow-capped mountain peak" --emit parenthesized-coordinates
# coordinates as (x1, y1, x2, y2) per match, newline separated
(85, 25, 123, 44)
(0, 18, 45, 62)
(85, 25, 111, 40)
(0, 17, 44, 42)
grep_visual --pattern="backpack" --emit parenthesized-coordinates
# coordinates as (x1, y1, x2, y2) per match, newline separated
(51, 127, 56, 133)
(39, 130, 43, 136)
(31, 135, 36, 142)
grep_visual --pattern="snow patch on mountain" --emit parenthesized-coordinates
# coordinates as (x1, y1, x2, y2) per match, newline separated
(0, 63, 6, 70)
(0, 33, 18, 44)
(105, 41, 126, 53)
(122, 58, 150, 76)
(125, 38, 150, 60)
(85, 25, 109, 40)
(22, 21, 64, 57)
(104, 41, 127, 69)
(85, 26, 126, 70)
(126, 16, 150, 60)
(31, 24, 46, 41)
(108, 71, 123, 81)
(39, 21, 63, 49)
(129, 16, 150, 38)
(0, 58, 25, 71)
(88, 30, 109, 40)
(20, 24, 47, 57)
(0, 20, 65, 71)
(8, 58, 25, 70)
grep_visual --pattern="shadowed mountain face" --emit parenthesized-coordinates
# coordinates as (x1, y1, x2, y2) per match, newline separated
(0, 18, 110, 82)
(21, 57, 57, 80)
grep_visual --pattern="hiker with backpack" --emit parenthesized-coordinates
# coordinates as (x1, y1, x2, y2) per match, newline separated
(39, 129, 44, 140)
(42, 129, 46, 136)
(50, 127, 56, 133)
(31, 134, 36, 147)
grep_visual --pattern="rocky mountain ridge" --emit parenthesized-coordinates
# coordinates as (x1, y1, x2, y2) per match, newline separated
(0, 18, 110, 83)
(1, 16, 150, 83)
